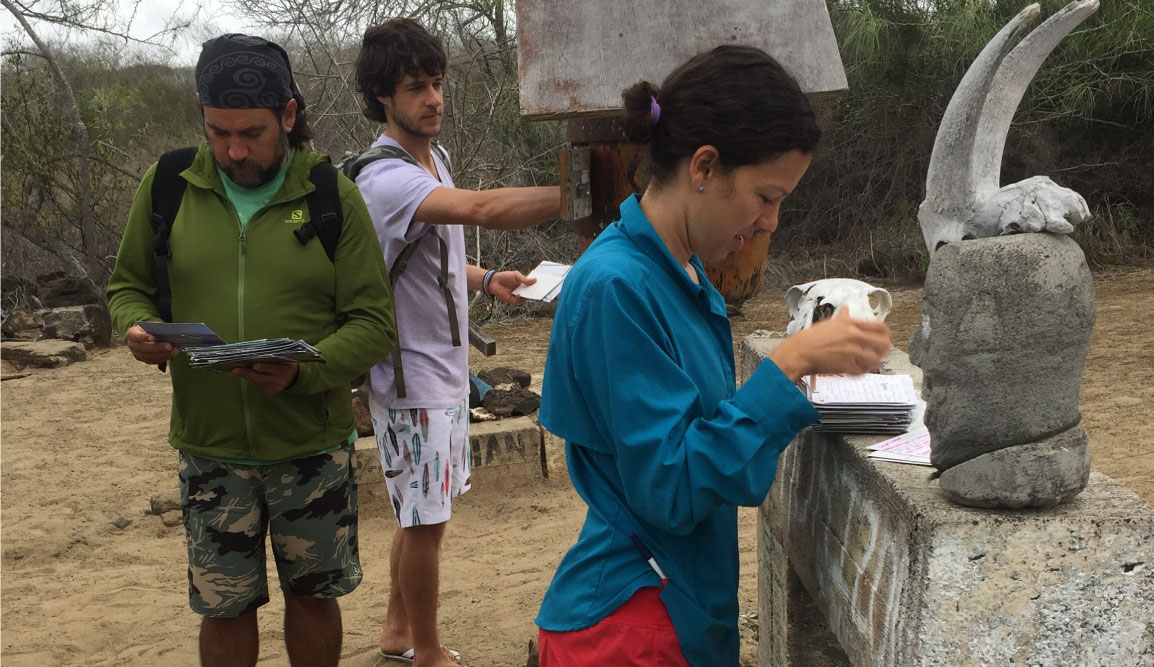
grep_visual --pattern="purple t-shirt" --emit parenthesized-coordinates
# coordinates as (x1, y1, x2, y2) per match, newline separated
(356, 136, 468, 408)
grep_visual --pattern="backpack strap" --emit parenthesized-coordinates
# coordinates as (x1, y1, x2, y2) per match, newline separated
(295, 161, 343, 262)
(431, 142, 451, 174)
(387, 239, 422, 399)
(385, 229, 461, 400)
(150, 146, 199, 324)
(340, 145, 416, 181)
(340, 142, 450, 182)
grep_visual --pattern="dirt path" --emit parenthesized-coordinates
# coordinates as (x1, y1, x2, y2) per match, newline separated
(2, 268, 1151, 666)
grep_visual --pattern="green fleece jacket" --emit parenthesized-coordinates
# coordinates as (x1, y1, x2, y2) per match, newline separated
(107, 144, 397, 462)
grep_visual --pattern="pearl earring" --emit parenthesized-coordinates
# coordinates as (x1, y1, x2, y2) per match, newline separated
(697, 185, 704, 193)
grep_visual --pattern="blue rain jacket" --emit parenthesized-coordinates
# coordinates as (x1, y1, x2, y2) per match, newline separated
(536, 194, 819, 667)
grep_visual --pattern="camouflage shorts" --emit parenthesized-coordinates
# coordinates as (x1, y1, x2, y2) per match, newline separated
(178, 441, 361, 618)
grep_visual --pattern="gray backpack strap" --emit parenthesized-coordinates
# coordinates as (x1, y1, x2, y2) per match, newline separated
(434, 231, 462, 348)
(386, 227, 461, 400)
(431, 142, 451, 174)
(340, 145, 416, 181)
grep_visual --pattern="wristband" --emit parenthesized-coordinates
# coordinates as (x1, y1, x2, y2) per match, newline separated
(482, 269, 497, 296)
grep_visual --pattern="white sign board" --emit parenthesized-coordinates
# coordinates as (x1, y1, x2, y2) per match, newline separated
(516, 0, 848, 119)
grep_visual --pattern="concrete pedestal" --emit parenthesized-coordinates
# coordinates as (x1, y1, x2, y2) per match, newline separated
(742, 332, 1154, 666)
(355, 415, 548, 490)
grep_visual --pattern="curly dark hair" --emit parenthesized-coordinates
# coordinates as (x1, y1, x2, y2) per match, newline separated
(355, 19, 447, 124)
(621, 45, 821, 186)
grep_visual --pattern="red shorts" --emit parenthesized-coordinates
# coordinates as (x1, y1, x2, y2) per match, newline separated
(537, 587, 691, 666)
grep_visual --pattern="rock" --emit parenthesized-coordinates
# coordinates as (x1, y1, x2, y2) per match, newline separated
(2, 308, 43, 341)
(910, 234, 1094, 508)
(160, 511, 184, 528)
(937, 429, 1091, 509)
(37, 304, 113, 348)
(10, 328, 44, 342)
(469, 407, 498, 422)
(477, 367, 532, 389)
(482, 386, 541, 417)
(37, 272, 101, 307)
(148, 494, 182, 515)
(111, 516, 133, 530)
(1, 340, 86, 369)
(351, 387, 373, 437)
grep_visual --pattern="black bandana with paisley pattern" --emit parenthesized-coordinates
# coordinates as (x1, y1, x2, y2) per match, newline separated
(195, 33, 306, 110)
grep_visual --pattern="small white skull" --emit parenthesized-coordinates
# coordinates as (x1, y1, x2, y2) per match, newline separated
(785, 278, 892, 336)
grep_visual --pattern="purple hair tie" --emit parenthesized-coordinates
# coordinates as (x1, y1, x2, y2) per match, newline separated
(649, 96, 661, 125)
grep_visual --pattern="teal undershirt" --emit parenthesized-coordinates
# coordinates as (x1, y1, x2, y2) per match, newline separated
(216, 148, 296, 226)
(208, 148, 355, 464)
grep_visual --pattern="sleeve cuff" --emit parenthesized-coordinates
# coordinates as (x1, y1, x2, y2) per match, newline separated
(283, 361, 315, 394)
(733, 359, 820, 432)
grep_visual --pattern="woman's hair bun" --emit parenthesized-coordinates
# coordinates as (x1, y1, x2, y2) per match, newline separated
(621, 80, 659, 144)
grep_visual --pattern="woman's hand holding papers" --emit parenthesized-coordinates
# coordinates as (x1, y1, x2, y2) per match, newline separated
(769, 305, 892, 382)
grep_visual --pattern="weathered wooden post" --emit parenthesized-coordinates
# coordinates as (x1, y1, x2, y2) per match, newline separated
(515, 0, 847, 302)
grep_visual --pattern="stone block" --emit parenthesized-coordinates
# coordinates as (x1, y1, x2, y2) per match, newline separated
(353, 416, 547, 491)
(2, 308, 42, 339)
(37, 304, 113, 348)
(353, 436, 383, 487)
(910, 233, 1094, 506)
(540, 427, 569, 480)
(744, 333, 1154, 667)
(469, 416, 544, 489)
(1, 340, 86, 369)
(351, 388, 373, 437)
(37, 272, 100, 307)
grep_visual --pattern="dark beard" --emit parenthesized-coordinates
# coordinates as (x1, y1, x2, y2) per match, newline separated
(390, 109, 439, 139)
(221, 131, 290, 187)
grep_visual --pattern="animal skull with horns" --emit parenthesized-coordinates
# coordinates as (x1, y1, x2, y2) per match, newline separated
(918, 0, 1098, 255)
(785, 279, 892, 336)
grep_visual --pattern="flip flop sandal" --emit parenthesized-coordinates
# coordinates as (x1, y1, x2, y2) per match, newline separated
(378, 647, 462, 664)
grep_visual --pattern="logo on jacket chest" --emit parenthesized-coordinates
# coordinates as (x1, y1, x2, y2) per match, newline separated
(285, 209, 305, 224)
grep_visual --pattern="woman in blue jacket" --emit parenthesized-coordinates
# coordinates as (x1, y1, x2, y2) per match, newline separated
(535, 45, 892, 666)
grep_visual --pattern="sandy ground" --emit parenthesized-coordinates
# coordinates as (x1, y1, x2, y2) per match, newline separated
(2, 267, 1151, 667)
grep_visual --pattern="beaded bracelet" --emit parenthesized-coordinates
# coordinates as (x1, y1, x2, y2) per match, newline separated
(482, 269, 497, 296)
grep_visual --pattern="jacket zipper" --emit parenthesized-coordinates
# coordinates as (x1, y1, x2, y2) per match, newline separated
(231, 205, 255, 459)
(226, 170, 320, 458)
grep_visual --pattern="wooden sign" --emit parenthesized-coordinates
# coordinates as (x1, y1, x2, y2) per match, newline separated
(516, 0, 848, 120)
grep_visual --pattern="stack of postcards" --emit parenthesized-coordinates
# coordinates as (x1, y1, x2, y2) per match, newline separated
(801, 373, 918, 435)
(511, 261, 572, 303)
(184, 339, 324, 372)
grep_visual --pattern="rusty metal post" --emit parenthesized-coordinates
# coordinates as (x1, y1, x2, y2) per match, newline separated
(565, 118, 645, 253)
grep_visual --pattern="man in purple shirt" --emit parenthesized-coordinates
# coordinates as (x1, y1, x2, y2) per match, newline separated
(353, 18, 560, 667)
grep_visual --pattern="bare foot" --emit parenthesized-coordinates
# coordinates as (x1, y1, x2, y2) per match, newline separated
(379, 624, 413, 658)
(412, 646, 460, 667)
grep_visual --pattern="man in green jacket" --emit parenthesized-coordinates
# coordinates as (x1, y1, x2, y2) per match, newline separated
(106, 34, 396, 667)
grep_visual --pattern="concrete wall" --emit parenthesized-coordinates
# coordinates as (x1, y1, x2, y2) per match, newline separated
(355, 415, 550, 491)
(742, 332, 1154, 666)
